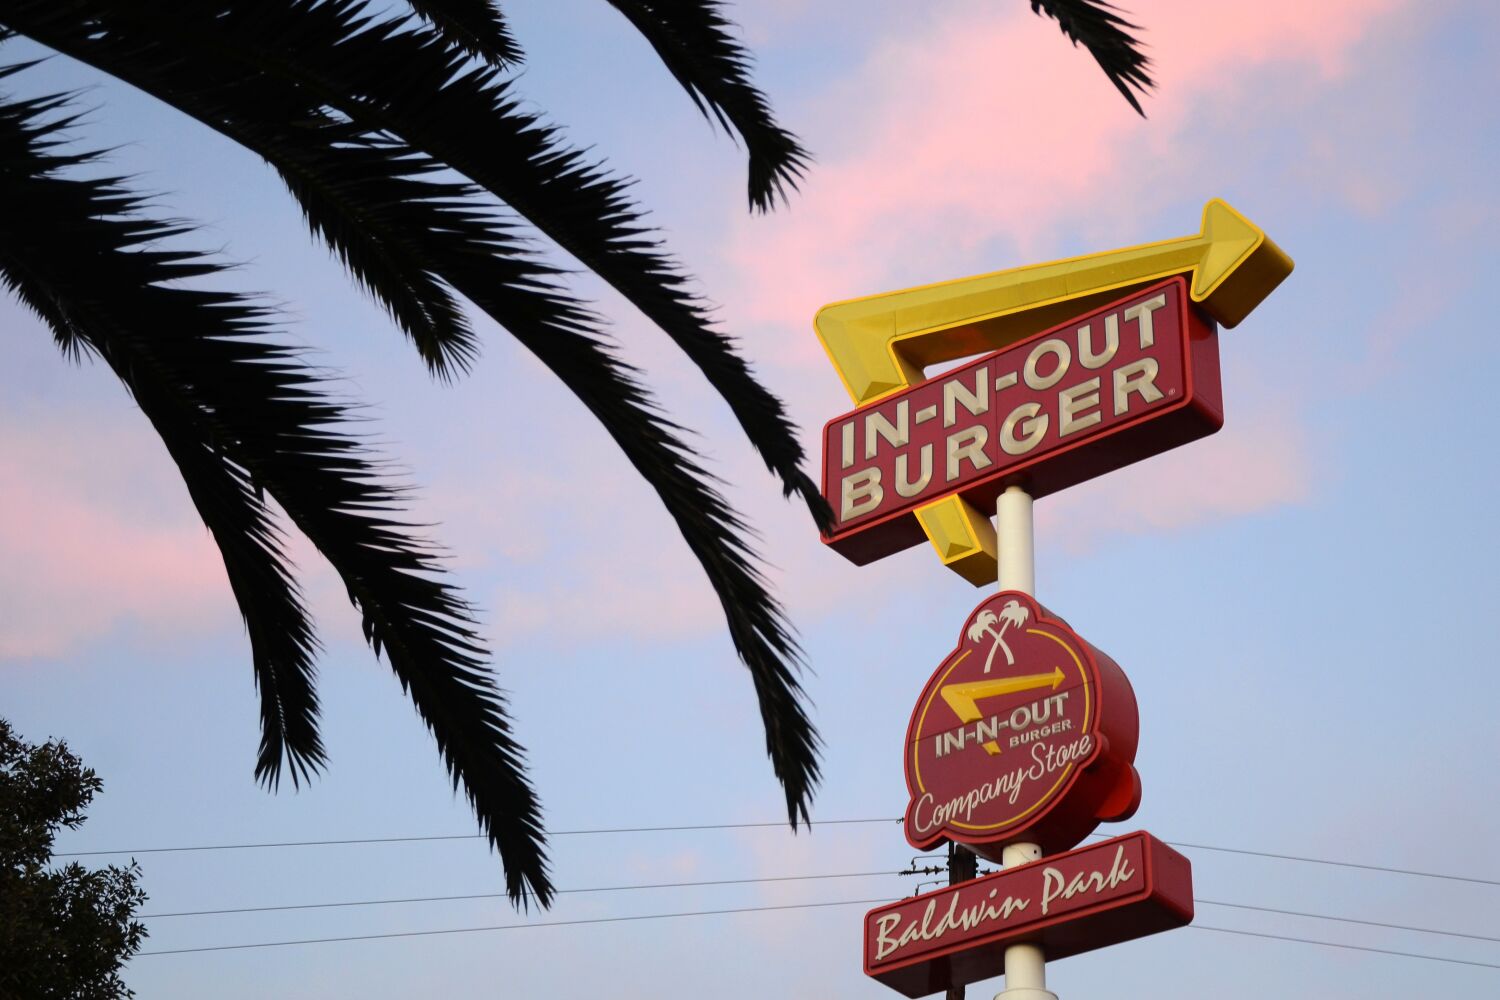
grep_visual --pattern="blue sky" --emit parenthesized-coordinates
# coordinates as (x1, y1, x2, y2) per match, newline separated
(3, 1, 1499, 996)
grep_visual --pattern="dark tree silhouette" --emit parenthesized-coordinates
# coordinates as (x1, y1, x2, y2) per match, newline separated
(0, 720, 148, 999)
(0, 2, 1149, 907)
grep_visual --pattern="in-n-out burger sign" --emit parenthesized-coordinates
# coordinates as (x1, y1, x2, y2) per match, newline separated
(864, 832, 1193, 998)
(813, 202, 1292, 996)
(904, 592, 1140, 859)
(821, 276, 1222, 566)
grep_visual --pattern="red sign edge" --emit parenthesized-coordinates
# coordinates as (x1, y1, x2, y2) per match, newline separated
(819, 276, 1223, 564)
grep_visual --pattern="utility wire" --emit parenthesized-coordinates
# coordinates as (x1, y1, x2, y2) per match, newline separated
(1196, 899, 1500, 945)
(60, 817, 901, 858)
(135, 897, 1500, 970)
(136, 897, 892, 956)
(1190, 925, 1500, 972)
(139, 870, 904, 919)
(138, 872, 1500, 949)
(1168, 840, 1500, 888)
(63, 822, 1500, 889)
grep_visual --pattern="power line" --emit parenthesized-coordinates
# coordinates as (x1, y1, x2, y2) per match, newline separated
(63, 822, 1500, 889)
(1195, 899, 1500, 945)
(1190, 925, 1500, 971)
(138, 873, 1500, 950)
(1167, 840, 1500, 888)
(135, 897, 891, 956)
(139, 870, 904, 920)
(60, 817, 901, 858)
(134, 897, 1500, 971)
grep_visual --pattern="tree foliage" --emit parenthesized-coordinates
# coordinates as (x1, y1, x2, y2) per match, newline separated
(0, 720, 147, 1000)
(0, 2, 1150, 909)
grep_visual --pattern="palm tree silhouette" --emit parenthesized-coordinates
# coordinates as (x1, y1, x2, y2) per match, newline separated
(967, 600, 1032, 673)
(0, 1, 1150, 908)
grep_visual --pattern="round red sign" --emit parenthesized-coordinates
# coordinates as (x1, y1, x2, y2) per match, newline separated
(903, 592, 1141, 859)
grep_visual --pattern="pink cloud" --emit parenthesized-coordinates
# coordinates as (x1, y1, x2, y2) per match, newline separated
(1, 0, 1398, 661)
(416, 0, 1408, 649)
(1036, 406, 1314, 553)
(456, 429, 933, 648)
(727, 816, 892, 946)
(0, 402, 512, 662)
(0, 418, 236, 660)
(721, 0, 1405, 336)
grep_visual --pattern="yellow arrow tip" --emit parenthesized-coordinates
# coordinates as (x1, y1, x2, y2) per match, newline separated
(1051, 667, 1064, 689)
(1194, 200, 1262, 299)
(1192, 199, 1295, 327)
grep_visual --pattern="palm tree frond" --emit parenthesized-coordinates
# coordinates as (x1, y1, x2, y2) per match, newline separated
(0, 89, 325, 789)
(261, 122, 825, 824)
(604, 0, 810, 211)
(0, 89, 552, 906)
(1029, 0, 1153, 115)
(26, 0, 832, 531)
(406, 0, 524, 68)
(0, 12, 822, 822)
(269, 127, 829, 824)
(0, 3, 487, 379)
(442, 242, 825, 827)
(278, 134, 482, 378)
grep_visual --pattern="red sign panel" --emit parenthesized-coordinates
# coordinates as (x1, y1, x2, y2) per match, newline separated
(821, 276, 1222, 565)
(864, 832, 1193, 998)
(905, 592, 1140, 858)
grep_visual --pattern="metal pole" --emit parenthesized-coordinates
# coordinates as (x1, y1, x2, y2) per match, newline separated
(945, 841, 978, 1000)
(995, 486, 1057, 1000)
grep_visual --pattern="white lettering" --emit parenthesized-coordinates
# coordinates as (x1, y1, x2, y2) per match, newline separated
(1112, 358, 1163, 416)
(1023, 338, 1072, 390)
(1000, 403, 1048, 455)
(872, 885, 1034, 961)
(913, 733, 1094, 834)
(944, 368, 990, 427)
(895, 445, 933, 498)
(840, 468, 882, 521)
(875, 912, 903, 961)
(1058, 377, 1103, 437)
(1124, 294, 1167, 349)
(945, 427, 992, 481)
(1041, 845, 1138, 916)
(865, 401, 909, 459)
(1077, 315, 1119, 369)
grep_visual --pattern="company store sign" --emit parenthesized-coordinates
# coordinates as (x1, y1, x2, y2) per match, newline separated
(903, 592, 1141, 858)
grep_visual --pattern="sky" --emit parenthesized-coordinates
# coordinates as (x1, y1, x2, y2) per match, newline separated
(3, 0, 1499, 996)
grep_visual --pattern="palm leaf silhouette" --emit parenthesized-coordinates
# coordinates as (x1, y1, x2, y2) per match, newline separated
(0, 0, 1151, 907)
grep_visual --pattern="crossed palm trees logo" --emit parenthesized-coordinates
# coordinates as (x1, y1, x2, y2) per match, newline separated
(966, 599, 1031, 673)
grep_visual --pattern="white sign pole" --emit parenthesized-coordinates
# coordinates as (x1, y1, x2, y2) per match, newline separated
(997, 485, 1035, 596)
(995, 485, 1057, 1000)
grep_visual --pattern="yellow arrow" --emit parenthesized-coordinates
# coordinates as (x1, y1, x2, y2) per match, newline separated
(939, 667, 1066, 756)
(815, 199, 1292, 586)
(940, 667, 1066, 724)
(814, 199, 1293, 407)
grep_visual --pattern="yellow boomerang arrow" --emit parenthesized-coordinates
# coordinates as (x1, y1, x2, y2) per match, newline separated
(814, 199, 1293, 586)
(939, 667, 1066, 757)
